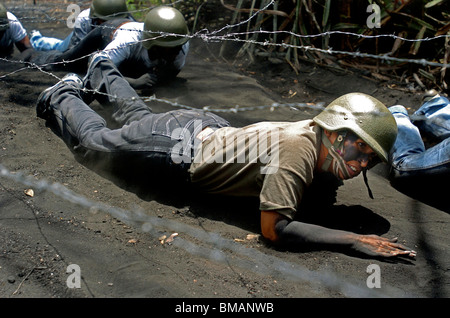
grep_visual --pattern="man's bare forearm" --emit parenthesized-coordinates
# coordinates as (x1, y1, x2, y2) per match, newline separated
(275, 218, 357, 247)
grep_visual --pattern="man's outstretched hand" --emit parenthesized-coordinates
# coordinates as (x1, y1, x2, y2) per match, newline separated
(352, 235, 417, 258)
(262, 211, 417, 259)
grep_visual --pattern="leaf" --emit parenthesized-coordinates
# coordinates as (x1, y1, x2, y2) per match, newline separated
(410, 25, 427, 55)
(322, 0, 331, 28)
(425, 0, 444, 9)
(165, 233, 178, 244)
(332, 23, 362, 31)
(158, 235, 167, 244)
(246, 234, 259, 240)
(396, 12, 436, 31)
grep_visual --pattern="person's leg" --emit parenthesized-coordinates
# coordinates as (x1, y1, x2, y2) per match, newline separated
(412, 95, 450, 141)
(55, 32, 73, 51)
(50, 27, 105, 72)
(389, 105, 450, 179)
(52, 19, 132, 72)
(29, 26, 105, 71)
(84, 53, 231, 136)
(389, 105, 425, 164)
(38, 67, 190, 155)
(36, 73, 192, 185)
(36, 73, 117, 152)
(84, 53, 153, 125)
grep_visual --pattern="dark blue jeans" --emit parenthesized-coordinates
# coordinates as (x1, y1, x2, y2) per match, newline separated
(29, 18, 130, 72)
(45, 57, 229, 183)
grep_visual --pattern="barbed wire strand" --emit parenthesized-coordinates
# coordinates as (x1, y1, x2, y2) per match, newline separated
(0, 163, 413, 297)
(0, 2, 448, 115)
(1, 29, 447, 114)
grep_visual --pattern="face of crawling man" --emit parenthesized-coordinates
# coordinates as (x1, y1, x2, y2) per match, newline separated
(333, 132, 378, 180)
(147, 45, 182, 62)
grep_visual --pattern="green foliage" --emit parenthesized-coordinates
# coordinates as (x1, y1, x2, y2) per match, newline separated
(217, 0, 449, 90)
(126, 0, 175, 20)
(128, 0, 449, 90)
(126, 0, 207, 23)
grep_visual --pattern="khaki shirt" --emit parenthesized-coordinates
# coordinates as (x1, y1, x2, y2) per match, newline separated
(189, 120, 322, 219)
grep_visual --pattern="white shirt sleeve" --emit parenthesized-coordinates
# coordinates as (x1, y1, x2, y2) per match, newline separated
(101, 22, 189, 74)
(102, 22, 143, 66)
(6, 12, 27, 42)
(71, 9, 92, 46)
(174, 41, 189, 70)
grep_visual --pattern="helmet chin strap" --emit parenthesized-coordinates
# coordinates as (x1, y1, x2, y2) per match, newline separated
(363, 169, 374, 199)
(320, 129, 374, 199)
(320, 130, 352, 179)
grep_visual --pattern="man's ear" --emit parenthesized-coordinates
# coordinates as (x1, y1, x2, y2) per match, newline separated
(323, 129, 333, 138)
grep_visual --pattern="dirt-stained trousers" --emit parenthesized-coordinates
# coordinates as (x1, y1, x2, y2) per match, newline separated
(42, 55, 229, 183)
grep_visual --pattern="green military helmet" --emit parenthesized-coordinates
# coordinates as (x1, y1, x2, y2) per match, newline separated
(313, 93, 398, 163)
(142, 6, 189, 50)
(0, 4, 9, 31)
(89, 0, 129, 20)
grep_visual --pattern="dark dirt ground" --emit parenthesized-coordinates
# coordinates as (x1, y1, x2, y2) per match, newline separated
(0, 1, 449, 303)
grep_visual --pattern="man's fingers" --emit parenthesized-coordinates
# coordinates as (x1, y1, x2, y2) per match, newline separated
(379, 241, 417, 258)
(356, 235, 417, 258)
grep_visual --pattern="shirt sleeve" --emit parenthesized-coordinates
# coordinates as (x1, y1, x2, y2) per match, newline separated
(258, 128, 317, 220)
(173, 41, 189, 70)
(102, 23, 141, 66)
(7, 12, 27, 42)
(259, 168, 306, 220)
(71, 9, 91, 47)
(102, 37, 131, 66)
